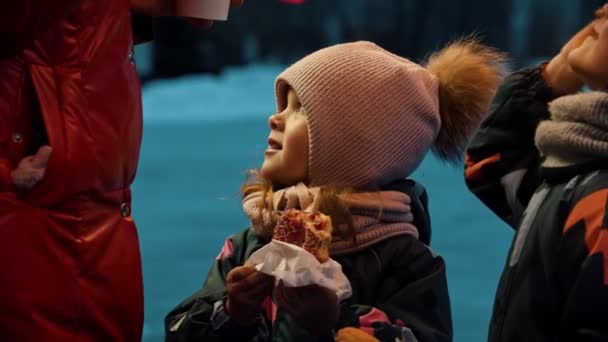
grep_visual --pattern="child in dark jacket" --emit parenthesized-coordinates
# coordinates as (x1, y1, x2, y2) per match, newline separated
(165, 38, 505, 342)
(465, 4, 608, 342)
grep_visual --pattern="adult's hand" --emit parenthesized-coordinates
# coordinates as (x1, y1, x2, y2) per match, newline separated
(10, 146, 52, 191)
(131, 0, 244, 28)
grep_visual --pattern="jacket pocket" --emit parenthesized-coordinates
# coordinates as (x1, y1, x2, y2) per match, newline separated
(22, 64, 67, 206)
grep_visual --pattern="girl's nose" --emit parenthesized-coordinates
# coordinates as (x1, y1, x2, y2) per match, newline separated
(269, 113, 282, 130)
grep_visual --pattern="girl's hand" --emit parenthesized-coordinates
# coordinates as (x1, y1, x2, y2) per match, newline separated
(225, 265, 274, 325)
(10, 146, 52, 191)
(274, 281, 339, 337)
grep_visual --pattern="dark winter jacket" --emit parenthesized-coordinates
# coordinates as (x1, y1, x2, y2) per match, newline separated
(165, 181, 452, 342)
(465, 66, 608, 342)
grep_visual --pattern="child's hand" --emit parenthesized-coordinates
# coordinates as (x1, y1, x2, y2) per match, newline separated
(274, 281, 339, 337)
(10, 146, 52, 191)
(225, 265, 274, 326)
(544, 8, 605, 95)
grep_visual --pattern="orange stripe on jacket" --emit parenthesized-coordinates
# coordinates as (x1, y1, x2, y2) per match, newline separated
(465, 152, 501, 182)
(564, 189, 608, 286)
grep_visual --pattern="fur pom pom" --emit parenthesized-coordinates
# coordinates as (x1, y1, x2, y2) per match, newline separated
(425, 37, 507, 163)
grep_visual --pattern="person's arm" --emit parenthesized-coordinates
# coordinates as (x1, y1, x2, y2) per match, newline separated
(337, 238, 452, 342)
(0, 1, 83, 56)
(164, 231, 271, 342)
(557, 185, 608, 341)
(465, 16, 600, 228)
(464, 66, 554, 228)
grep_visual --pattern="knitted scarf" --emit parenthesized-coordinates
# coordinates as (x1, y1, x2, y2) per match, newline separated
(242, 182, 418, 255)
(535, 91, 608, 168)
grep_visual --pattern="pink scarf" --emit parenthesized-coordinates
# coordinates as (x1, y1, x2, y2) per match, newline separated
(242, 182, 419, 255)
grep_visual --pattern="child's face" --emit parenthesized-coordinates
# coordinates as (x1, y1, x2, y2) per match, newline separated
(261, 88, 309, 188)
(568, 8, 608, 90)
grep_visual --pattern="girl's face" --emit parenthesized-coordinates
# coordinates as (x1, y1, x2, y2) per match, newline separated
(568, 8, 608, 90)
(261, 87, 309, 188)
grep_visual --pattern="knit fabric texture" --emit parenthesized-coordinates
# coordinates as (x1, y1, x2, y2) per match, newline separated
(242, 182, 419, 255)
(535, 91, 608, 167)
(275, 41, 441, 189)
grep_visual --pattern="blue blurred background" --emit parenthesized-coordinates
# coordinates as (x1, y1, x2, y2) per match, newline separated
(131, 1, 605, 341)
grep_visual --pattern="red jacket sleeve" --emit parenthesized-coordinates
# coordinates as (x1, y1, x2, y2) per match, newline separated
(0, 1, 83, 56)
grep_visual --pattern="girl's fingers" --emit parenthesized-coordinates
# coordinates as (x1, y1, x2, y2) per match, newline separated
(227, 268, 257, 294)
(249, 269, 274, 286)
(240, 269, 272, 290)
(227, 270, 273, 301)
(243, 277, 273, 298)
(228, 283, 270, 314)
(226, 266, 257, 283)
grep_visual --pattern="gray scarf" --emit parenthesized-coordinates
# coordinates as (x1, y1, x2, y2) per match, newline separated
(535, 91, 608, 168)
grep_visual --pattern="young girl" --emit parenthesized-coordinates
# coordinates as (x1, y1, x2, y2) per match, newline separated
(465, 4, 608, 341)
(165, 38, 505, 341)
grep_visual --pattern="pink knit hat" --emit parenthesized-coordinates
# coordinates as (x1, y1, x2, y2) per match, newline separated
(275, 41, 441, 189)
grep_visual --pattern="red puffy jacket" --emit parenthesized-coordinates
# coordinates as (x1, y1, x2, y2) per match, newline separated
(0, 1, 144, 340)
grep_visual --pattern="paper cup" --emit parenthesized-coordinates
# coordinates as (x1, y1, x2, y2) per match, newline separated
(176, 0, 231, 21)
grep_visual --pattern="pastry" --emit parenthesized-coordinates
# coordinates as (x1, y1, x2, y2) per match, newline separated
(273, 209, 332, 262)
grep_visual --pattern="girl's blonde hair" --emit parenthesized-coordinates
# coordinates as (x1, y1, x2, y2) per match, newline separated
(242, 170, 356, 243)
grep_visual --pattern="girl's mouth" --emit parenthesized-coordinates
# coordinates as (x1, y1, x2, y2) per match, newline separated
(265, 148, 279, 156)
(267, 137, 282, 150)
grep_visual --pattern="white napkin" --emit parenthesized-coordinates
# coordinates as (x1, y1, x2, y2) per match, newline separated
(247, 240, 352, 301)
